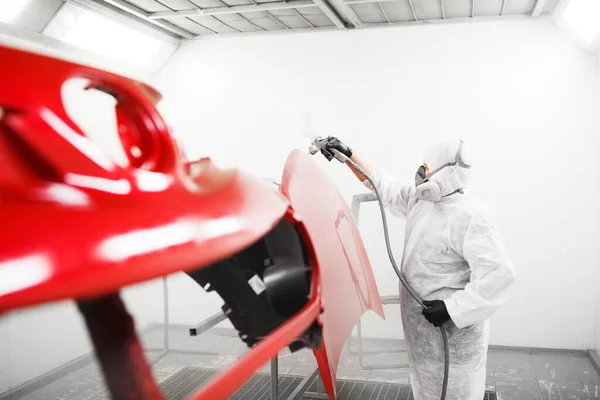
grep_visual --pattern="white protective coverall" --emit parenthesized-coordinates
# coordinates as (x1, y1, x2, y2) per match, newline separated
(367, 139, 515, 400)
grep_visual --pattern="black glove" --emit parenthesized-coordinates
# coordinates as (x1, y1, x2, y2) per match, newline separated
(422, 300, 451, 327)
(320, 136, 353, 162)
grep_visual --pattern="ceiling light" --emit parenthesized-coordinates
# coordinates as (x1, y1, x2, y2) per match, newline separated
(561, 0, 600, 44)
(44, 3, 175, 69)
(0, 0, 33, 24)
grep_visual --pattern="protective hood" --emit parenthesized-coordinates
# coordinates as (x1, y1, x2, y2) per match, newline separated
(417, 139, 472, 201)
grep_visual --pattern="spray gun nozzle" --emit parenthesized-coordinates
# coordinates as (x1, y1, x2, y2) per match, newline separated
(308, 137, 326, 154)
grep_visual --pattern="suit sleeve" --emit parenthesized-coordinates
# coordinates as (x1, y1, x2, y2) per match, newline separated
(363, 167, 413, 218)
(444, 211, 516, 328)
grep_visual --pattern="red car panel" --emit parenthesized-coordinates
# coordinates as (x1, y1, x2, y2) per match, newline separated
(281, 151, 385, 399)
(0, 45, 290, 312)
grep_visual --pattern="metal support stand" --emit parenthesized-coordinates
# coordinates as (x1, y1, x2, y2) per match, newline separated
(302, 370, 328, 400)
(149, 277, 224, 365)
(271, 356, 279, 400)
(189, 311, 227, 336)
(285, 368, 320, 400)
(151, 277, 170, 365)
(349, 193, 409, 371)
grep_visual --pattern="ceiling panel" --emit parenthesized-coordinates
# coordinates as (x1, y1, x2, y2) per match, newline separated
(270, 8, 328, 28)
(164, 16, 218, 33)
(351, 3, 387, 23)
(220, 0, 258, 5)
(189, 0, 232, 8)
(412, 0, 445, 20)
(296, 6, 332, 28)
(153, 0, 328, 32)
(157, 0, 197, 8)
(441, 0, 470, 18)
(241, 13, 291, 29)
(151, 0, 222, 35)
(208, 0, 255, 6)
(297, 12, 335, 27)
(125, 0, 170, 12)
(253, 0, 290, 4)
(473, 0, 504, 17)
(289, 8, 319, 28)
(67, 0, 564, 39)
(296, 6, 328, 15)
(214, 12, 266, 31)
(376, 3, 394, 23)
(503, 0, 535, 15)
(274, 15, 316, 28)
(381, 1, 417, 22)
(189, 15, 241, 32)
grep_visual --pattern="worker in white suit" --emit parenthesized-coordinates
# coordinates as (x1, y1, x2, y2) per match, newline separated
(319, 137, 516, 400)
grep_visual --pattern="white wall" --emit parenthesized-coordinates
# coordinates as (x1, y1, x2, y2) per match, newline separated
(0, 302, 93, 393)
(596, 52, 600, 358)
(155, 18, 600, 350)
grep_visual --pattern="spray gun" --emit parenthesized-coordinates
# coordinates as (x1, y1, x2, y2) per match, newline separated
(308, 137, 349, 164)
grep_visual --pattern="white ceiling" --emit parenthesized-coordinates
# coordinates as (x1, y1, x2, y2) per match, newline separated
(0, 0, 564, 55)
(106, 0, 561, 38)
(1, 0, 562, 44)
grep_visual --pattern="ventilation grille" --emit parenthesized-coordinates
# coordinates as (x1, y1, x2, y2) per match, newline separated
(160, 366, 498, 400)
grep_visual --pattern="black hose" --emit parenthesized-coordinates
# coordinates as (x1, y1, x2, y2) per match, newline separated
(440, 327, 449, 400)
(337, 152, 449, 400)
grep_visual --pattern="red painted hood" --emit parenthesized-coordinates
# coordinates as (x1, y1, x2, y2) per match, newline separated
(281, 151, 385, 399)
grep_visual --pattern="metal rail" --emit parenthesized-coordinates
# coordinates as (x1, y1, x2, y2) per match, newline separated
(349, 193, 409, 370)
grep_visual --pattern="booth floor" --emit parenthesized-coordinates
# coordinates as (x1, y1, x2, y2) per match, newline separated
(3, 326, 599, 400)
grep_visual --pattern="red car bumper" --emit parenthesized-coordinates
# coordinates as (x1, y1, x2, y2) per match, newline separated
(0, 44, 382, 400)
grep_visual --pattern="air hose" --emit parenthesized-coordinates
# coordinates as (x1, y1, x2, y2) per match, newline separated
(320, 146, 449, 400)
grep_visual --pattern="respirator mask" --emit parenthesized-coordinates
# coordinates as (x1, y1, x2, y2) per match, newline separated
(415, 140, 471, 202)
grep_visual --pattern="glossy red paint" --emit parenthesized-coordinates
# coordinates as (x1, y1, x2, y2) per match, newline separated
(0, 45, 383, 400)
(281, 150, 385, 400)
(0, 45, 289, 312)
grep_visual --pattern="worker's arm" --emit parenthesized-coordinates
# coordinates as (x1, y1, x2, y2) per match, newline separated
(444, 211, 516, 329)
(320, 137, 374, 183)
(347, 154, 372, 182)
(321, 136, 411, 216)
(350, 155, 411, 218)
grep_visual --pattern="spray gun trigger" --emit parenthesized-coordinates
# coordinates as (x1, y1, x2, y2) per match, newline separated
(321, 148, 335, 162)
